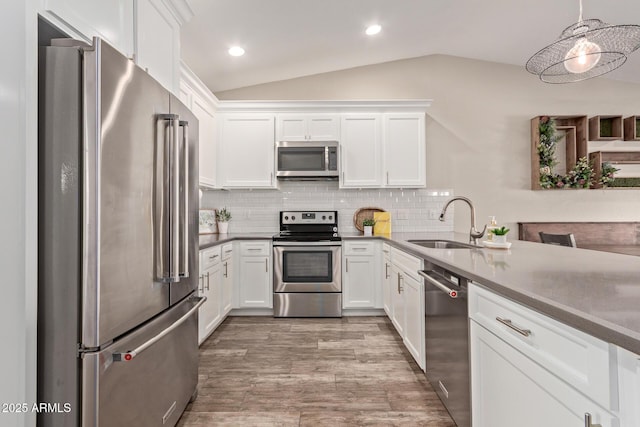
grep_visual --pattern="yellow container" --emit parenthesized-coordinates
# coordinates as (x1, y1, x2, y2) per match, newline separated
(373, 212, 391, 235)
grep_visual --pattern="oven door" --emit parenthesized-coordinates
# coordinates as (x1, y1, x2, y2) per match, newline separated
(273, 243, 341, 292)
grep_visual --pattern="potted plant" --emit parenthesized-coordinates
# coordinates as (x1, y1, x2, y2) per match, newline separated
(491, 226, 510, 244)
(362, 218, 376, 236)
(216, 207, 232, 234)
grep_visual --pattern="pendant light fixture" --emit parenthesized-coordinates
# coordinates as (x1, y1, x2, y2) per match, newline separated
(526, 0, 640, 83)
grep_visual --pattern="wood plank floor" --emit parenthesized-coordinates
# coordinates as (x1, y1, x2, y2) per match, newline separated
(177, 316, 456, 427)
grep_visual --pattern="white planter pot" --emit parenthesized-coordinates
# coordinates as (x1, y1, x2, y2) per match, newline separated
(363, 226, 373, 236)
(493, 234, 507, 244)
(217, 222, 229, 234)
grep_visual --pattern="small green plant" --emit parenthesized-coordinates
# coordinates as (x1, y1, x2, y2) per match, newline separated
(599, 162, 619, 187)
(492, 226, 510, 236)
(216, 207, 232, 222)
(362, 218, 376, 227)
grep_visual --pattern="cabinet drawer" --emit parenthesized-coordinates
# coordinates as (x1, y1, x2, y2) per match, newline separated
(382, 243, 391, 255)
(221, 243, 233, 260)
(201, 246, 221, 270)
(391, 247, 422, 281)
(344, 240, 375, 255)
(240, 241, 271, 256)
(469, 283, 615, 410)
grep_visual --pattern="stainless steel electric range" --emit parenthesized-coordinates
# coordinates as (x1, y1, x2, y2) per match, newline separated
(272, 211, 342, 317)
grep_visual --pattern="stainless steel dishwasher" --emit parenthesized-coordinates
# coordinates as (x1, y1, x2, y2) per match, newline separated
(419, 263, 470, 427)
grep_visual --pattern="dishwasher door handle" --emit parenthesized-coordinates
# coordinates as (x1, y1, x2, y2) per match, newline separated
(418, 270, 459, 298)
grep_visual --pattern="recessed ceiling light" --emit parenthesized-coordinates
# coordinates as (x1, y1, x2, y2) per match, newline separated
(365, 24, 382, 36)
(228, 46, 245, 57)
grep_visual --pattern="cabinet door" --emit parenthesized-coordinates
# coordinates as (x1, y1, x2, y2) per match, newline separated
(384, 113, 426, 187)
(343, 255, 375, 308)
(199, 263, 221, 344)
(403, 273, 425, 370)
(340, 114, 383, 188)
(277, 115, 307, 141)
(239, 256, 272, 308)
(134, 0, 180, 93)
(219, 115, 276, 188)
(191, 92, 217, 188)
(42, 0, 134, 57)
(308, 115, 339, 140)
(382, 254, 392, 317)
(470, 321, 618, 427)
(222, 258, 233, 315)
(390, 265, 405, 336)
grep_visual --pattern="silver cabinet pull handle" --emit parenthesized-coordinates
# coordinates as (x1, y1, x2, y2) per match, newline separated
(209, 254, 219, 259)
(205, 272, 210, 291)
(346, 258, 349, 273)
(113, 296, 206, 362)
(496, 317, 531, 337)
(418, 270, 459, 298)
(399, 275, 404, 293)
(385, 263, 390, 279)
(224, 262, 228, 278)
(265, 258, 268, 272)
(584, 413, 602, 427)
(397, 273, 400, 294)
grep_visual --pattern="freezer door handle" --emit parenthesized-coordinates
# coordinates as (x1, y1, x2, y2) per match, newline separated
(179, 120, 189, 279)
(113, 296, 206, 362)
(156, 114, 181, 282)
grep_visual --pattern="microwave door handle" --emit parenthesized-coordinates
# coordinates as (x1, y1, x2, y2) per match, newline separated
(179, 120, 189, 278)
(325, 145, 329, 171)
(155, 114, 181, 283)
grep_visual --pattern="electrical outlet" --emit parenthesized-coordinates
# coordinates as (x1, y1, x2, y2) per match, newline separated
(428, 209, 439, 220)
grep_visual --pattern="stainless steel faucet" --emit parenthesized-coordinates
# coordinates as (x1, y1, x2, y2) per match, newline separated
(439, 196, 487, 245)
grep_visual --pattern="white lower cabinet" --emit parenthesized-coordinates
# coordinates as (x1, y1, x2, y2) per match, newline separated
(386, 247, 425, 371)
(382, 244, 392, 316)
(469, 283, 619, 427)
(618, 347, 640, 426)
(402, 272, 425, 370)
(221, 243, 233, 315)
(342, 241, 381, 309)
(238, 241, 272, 308)
(198, 246, 222, 344)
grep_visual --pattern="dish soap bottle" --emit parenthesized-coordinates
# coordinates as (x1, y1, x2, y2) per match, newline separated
(487, 216, 498, 241)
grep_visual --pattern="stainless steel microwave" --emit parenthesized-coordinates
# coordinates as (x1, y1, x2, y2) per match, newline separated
(276, 141, 339, 179)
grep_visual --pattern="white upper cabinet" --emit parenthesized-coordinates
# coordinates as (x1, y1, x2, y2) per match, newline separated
(180, 62, 220, 189)
(340, 114, 383, 188)
(276, 114, 340, 141)
(191, 93, 217, 188)
(41, 0, 134, 56)
(384, 113, 426, 188)
(134, 0, 181, 93)
(218, 114, 276, 189)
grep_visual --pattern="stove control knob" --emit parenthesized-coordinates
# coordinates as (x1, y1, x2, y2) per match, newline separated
(329, 215, 333, 220)
(333, 227, 338, 232)
(292, 216, 296, 220)
(284, 216, 289, 220)
(322, 216, 326, 220)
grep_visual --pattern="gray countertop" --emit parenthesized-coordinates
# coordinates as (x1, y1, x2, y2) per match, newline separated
(201, 230, 640, 355)
(199, 233, 274, 249)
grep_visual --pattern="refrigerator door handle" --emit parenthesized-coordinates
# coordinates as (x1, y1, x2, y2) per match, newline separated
(179, 120, 189, 278)
(113, 296, 206, 362)
(156, 114, 181, 282)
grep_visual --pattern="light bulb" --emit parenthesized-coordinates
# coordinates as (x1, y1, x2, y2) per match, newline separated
(228, 46, 245, 57)
(365, 24, 382, 36)
(564, 38, 601, 73)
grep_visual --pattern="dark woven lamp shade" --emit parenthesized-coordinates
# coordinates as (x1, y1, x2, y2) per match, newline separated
(526, 3, 640, 83)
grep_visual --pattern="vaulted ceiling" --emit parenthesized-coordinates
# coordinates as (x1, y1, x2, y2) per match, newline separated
(181, 0, 640, 92)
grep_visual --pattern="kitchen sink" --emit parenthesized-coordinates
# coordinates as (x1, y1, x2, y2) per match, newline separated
(408, 239, 480, 249)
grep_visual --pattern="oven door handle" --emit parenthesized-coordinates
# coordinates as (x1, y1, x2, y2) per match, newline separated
(273, 241, 341, 247)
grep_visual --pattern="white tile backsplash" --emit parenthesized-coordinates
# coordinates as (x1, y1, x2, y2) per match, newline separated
(200, 181, 454, 233)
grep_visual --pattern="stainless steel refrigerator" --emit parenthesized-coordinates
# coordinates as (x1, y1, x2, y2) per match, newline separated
(38, 37, 202, 427)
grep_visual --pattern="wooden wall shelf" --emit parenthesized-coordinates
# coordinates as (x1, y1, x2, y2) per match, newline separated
(623, 116, 640, 141)
(530, 115, 587, 190)
(589, 115, 623, 140)
(589, 151, 640, 189)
